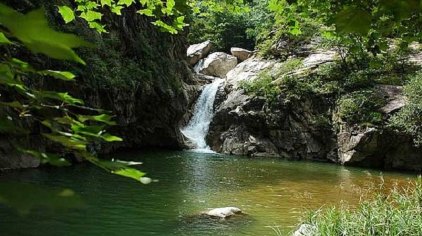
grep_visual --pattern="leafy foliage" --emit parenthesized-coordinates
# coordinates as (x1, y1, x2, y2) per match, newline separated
(0, 3, 146, 183)
(188, 0, 254, 52)
(58, 0, 189, 33)
(389, 73, 422, 146)
(335, 90, 384, 126)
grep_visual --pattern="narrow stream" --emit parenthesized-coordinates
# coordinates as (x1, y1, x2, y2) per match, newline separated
(0, 150, 415, 236)
(181, 79, 223, 152)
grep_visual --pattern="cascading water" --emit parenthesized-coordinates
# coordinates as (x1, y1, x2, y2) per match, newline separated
(181, 79, 223, 152)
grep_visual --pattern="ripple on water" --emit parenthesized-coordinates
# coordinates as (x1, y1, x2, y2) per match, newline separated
(0, 150, 416, 236)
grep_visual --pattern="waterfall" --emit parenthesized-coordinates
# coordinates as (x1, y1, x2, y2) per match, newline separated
(181, 79, 223, 152)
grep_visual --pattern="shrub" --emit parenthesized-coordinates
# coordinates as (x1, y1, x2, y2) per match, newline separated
(300, 177, 422, 236)
(240, 58, 304, 103)
(389, 73, 422, 146)
(335, 90, 384, 126)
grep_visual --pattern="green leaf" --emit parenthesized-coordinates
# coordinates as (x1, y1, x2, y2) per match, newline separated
(152, 20, 178, 34)
(118, 0, 134, 7)
(22, 149, 71, 167)
(112, 168, 146, 182)
(88, 21, 107, 33)
(58, 6, 75, 24)
(100, 0, 112, 7)
(335, 7, 371, 36)
(111, 5, 124, 15)
(0, 32, 11, 44)
(41, 70, 76, 81)
(36, 91, 84, 105)
(101, 133, 123, 142)
(77, 114, 116, 125)
(138, 9, 154, 17)
(42, 133, 87, 150)
(80, 10, 102, 22)
(0, 4, 91, 64)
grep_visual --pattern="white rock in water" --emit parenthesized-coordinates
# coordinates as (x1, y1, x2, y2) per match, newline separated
(194, 52, 238, 78)
(205, 207, 242, 218)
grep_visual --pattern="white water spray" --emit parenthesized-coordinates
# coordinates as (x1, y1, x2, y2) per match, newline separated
(181, 79, 223, 152)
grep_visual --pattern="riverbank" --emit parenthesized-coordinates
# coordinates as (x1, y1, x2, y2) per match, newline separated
(295, 177, 421, 235)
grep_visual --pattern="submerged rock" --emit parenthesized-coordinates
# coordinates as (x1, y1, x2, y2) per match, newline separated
(194, 52, 238, 78)
(203, 207, 243, 218)
(187, 40, 212, 65)
(230, 47, 252, 61)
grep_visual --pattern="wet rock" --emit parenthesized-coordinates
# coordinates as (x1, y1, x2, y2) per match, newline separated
(187, 40, 212, 65)
(194, 52, 238, 78)
(204, 207, 243, 218)
(230, 47, 252, 61)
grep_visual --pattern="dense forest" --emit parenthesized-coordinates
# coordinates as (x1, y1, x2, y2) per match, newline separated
(0, 0, 421, 235)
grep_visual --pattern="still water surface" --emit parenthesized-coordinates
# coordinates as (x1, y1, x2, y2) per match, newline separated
(0, 150, 415, 235)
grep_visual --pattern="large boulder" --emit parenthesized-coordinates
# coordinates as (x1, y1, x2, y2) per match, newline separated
(187, 40, 212, 65)
(230, 47, 252, 61)
(336, 85, 421, 171)
(194, 52, 238, 78)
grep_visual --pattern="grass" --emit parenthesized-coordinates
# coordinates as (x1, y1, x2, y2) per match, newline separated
(298, 177, 422, 236)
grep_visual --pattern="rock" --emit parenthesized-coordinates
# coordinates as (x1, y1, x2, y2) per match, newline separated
(0, 139, 41, 170)
(195, 73, 219, 83)
(226, 58, 276, 89)
(336, 124, 422, 171)
(207, 55, 336, 160)
(194, 52, 238, 78)
(230, 47, 252, 61)
(377, 85, 406, 114)
(204, 207, 243, 218)
(187, 40, 212, 65)
(337, 127, 378, 164)
(293, 224, 317, 236)
(302, 50, 337, 68)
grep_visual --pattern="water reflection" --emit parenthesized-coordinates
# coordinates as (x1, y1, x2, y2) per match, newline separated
(0, 150, 415, 236)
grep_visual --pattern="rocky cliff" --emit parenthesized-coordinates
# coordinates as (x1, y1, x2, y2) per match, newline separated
(0, 0, 199, 169)
(202, 46, 421, 171)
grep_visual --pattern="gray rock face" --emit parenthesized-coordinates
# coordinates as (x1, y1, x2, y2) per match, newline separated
(207, 53, 337, 160)
(377, 85, 406, 114)
(206, 49, 421, 171)
(0, 138, 41, 170)
(187, 40, 212, 65)
(337, 125, 422, 171)
(230, 47, 252, 61)
(194, 52, 238, 78)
